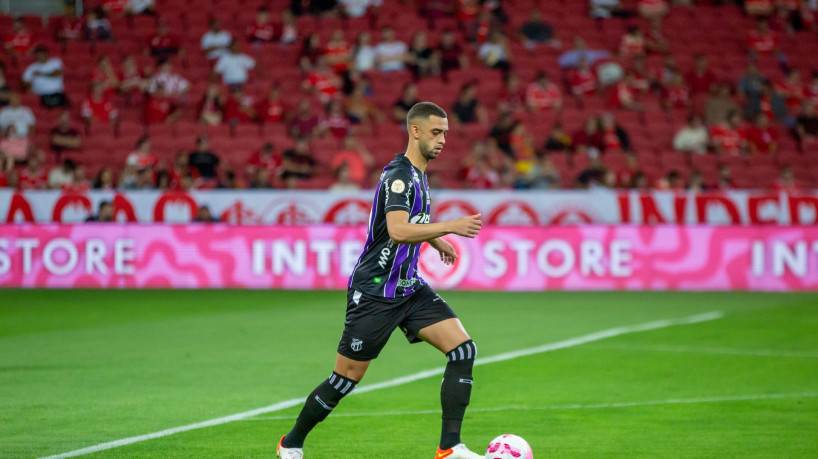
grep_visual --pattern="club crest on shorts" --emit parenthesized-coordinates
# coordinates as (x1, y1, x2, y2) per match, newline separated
(390, 179, 406, 193)
(351, 338, 363, 352)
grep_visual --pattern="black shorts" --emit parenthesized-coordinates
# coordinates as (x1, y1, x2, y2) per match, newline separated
(337, 284, 457, 361)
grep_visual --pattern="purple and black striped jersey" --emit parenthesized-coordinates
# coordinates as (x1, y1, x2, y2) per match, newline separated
(348, 154, 431, 299)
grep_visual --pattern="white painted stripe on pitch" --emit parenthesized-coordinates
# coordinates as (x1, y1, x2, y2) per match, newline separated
(38, 311, 723, 459)
(588, 343, 818, 358)
(247, 392, 818, 421)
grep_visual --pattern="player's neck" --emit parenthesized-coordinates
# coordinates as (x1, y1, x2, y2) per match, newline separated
(404, 147, 429, 173)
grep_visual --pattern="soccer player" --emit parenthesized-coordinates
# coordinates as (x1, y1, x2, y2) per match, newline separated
(277, 102, 484, 459)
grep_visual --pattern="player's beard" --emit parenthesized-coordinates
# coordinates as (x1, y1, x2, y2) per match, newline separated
(420, 138, 439, 161)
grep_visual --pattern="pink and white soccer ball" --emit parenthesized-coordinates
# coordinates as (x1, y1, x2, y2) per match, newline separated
(485, 434, 533, 459)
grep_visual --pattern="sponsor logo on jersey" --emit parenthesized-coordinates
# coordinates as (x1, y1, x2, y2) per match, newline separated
(377, 247, 391, 269)
(397, 278, 418, 288)
(391, 179, 406, 193)
(351, 338, 363, 352)
(410, 212, 431, 224)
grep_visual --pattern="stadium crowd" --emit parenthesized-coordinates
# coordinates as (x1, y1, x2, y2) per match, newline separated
(0, 0, 816, 193)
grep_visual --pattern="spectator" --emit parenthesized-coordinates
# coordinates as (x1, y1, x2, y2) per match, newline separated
(0, 125, 33, 162)
(102, 0, 128, 16)
(558, 36, 611, 69)
(259, 85, 286, 124)
(477, 31, 512, 73)
(392, 83, 419, 123)
(119, 56, 147, 96)
(325, 29, 352, 73)
(18, 154, 48, 190)
(710, 111, 747, 156)
(307, 0, 339, 16)
(201, 19, 233, 59)
(470, 10, 501, 44)
(497, 73, 526, 113)
(705, 83, 741, 126)
(339, 0, 381, 18)
(526, 71, 563, 112)
(0, 65, 11, 107)
(806, 71, 818, 106)
(246, 142, 281, 186)
(147, 20, 182, 60)
(644, 18, 670, 54)
(518, 10, 556, 49)
(81, 83, 119, 125)
(773, 166, 799, 193)
(280, 9, 298, 45)
(169, 151, 196, 189)
(224, 86, 258, 124)
(345, 81, 383, 125)
(714, 164, 736, 189)
(147, 59, 190, 98)
(609, 72, 643, 111)
(638, 0, 668, 22)
(48, 158, 76, 189)
(194, 205, 220, 222)
(489, 111, 516, 156)
(329, 163, 361, 190)
(126, 0, 157, 16)
(23, 46, 68, 109)
(628, 55, 651, 95)
(746, 113, 778, 154)
(91, 56, 121, 98)
(572, 117, 602, 157)
(94, 167, 116, 189)
(144, 85, 182, 124)
(619, 26, 646, 59)
(330, 135, 373, 185)
(288, 99, 323, 139)
(281, 139, 317, 183)
(687, 169, 706, 193)
(597, 112, 632, 153)
(155, 169, 171, 190)
(353, 31, 377, 72)
(569, 57, 598, 102)
(198, 84, 225, 125)
(437, 29, 469, 81)
(747, 19, 779, 55)
(299, 33, 324, 71)
(738, 62, 765, 117)
(188, 136, 221, 181)
(0, 152, 13, 187)
(661, 72, 690, 111)
(544, 122, 572, 152)
(754, 79, 789, 123)
(55, 5, 85, 46)
(673, 115, 709, 154)
(214, 41, 257, 87)
(685, 54, 717, 97)
(49, 110, 82, 159)
(794, 100, 818, 144)
(375, 26, 408, 72)
(302, 55, 342, 103)
(516, 153, 561, 189)
(85, 201, 114, 222)
(84, 8, 113, 42)
(0, 93, 36, 137)
(589, 0, 630, 19)
(653, 53, 680, 89)
(126, 136, 158, 171)
(461, 141, 502, 189)
(774, 68, 806, 112)
(247, 7, 277, 44)
(4, 18, 34, 58)
(746, 0, 774, 17)
(407, 31, 437, 80)
(323, 100, 351, 139)
(509, 121, 537, 167)
(451, 83, 488, 124)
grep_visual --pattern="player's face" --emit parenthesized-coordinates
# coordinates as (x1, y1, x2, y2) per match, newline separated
(418, 116, 449, 160)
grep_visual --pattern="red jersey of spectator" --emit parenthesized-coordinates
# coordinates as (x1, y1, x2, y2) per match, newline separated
(145, 96, 174, 123)
(456, 0, 480, 20)
(148, 34, 181, 53)
(464, 165, 500, 189)
(103, 0, 128, 13)
(685, 69, 717, 95)
(331, 150, 368, 183)
(247, 150, 282, 173)
(58, 16, 85, 40)
(807, 80, 818, 106)
(774, 79, 806, 110)
(324, 41, 351, 72)
(4, 30, 33, 54)
(323, 114, 351, 140)
(746, 125, 777, 153)
(709, 124, 745, 155)
(498, 85, 526, 111)
(305, 70, 341, 102)
(224, 94, 256, 122)
(569, 69, 597, 95)
(259, 98, 284, 122)
(597, 128, 623, 152)
(247, 20, 277, 42)
(620, 34, 645, 58)
(629, 68, 650, 93)
(609, 81, 636, 108)
(663, 85, 690, 108)
(745, 0, 773, 12)
(526, 81, 562, 110)
(747, 29, 778, 54)
(773, 177, 800, 193)
(639, 0, 668, 12)
(19, 167, 47, 190)
(82, 96, 118, 123)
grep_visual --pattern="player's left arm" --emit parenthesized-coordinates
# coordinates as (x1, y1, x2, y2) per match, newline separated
(428, 237, 457, 266)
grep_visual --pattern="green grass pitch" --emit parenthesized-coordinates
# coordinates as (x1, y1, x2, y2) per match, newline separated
(2, 289, 817, 458)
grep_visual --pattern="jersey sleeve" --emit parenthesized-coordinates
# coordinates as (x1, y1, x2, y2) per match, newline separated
(382, 166, 415, 213)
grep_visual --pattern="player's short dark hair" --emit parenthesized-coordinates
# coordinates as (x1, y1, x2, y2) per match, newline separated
(406, 102, 447, 130)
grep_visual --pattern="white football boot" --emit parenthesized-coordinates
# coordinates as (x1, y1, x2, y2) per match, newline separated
(276, 436, 304, 459)
(435, 443, 484, 459)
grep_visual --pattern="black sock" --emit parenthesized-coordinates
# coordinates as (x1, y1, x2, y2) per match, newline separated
(440, 340, 476, 450)
(282, 372, 358, 448)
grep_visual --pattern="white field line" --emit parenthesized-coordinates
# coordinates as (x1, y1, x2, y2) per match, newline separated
(588, 344, 818, 358)
(246, 392, 818, 421)
(38, 311, 723, 459)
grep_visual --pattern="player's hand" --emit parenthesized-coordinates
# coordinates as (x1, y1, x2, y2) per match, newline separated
(450, 214, 482, 238)
(435, 239, 458, 265)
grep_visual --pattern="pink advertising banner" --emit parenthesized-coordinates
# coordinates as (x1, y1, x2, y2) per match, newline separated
(0, 225, 816, 291)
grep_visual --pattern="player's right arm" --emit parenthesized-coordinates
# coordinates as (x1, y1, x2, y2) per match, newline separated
(386, 211, 482, 245)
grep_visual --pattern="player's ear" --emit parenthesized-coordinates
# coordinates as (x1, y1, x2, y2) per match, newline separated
(410, 123, 421, 139)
